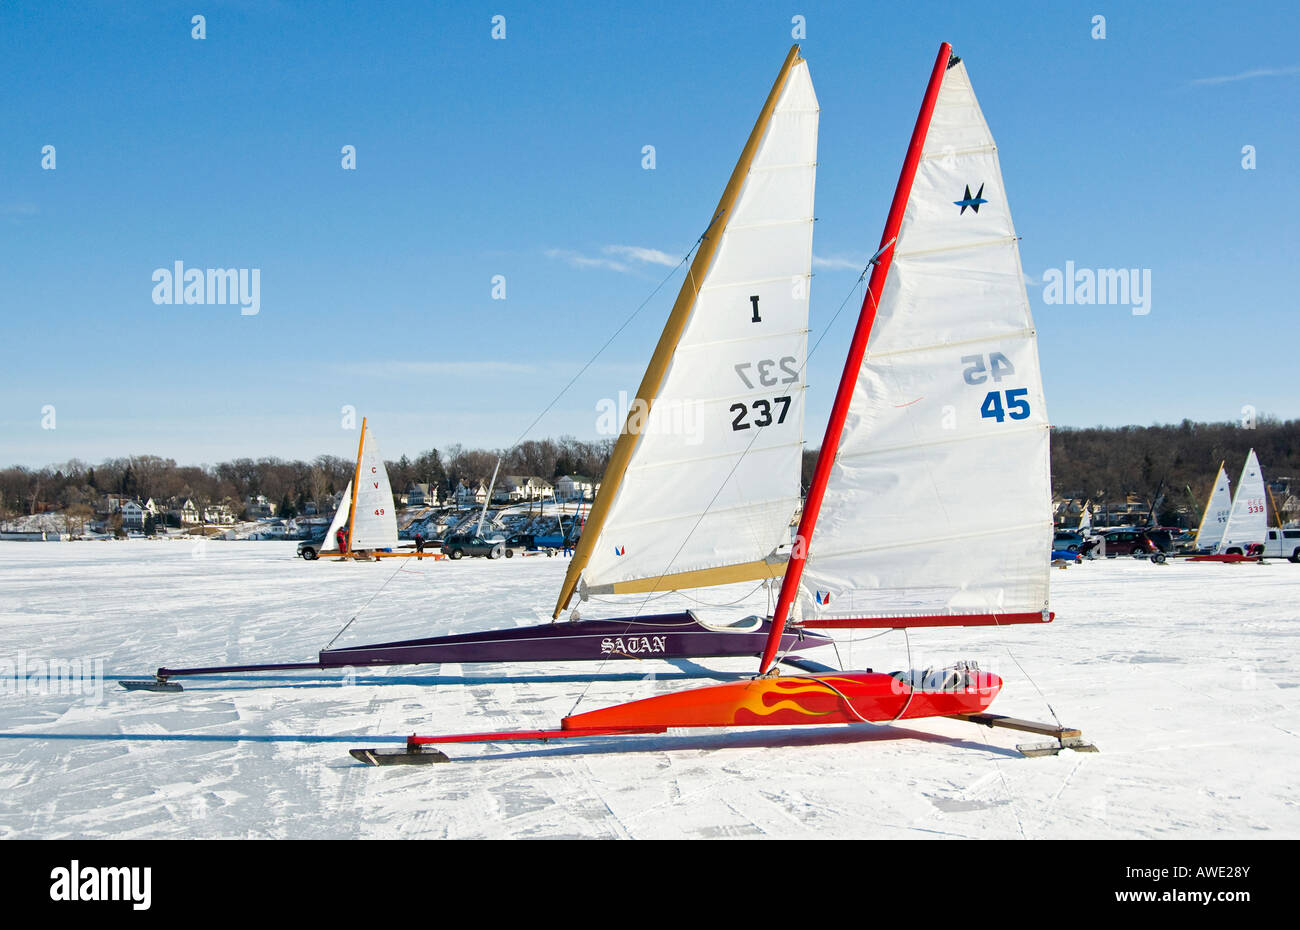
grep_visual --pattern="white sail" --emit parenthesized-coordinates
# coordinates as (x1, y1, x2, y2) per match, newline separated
(349, 427, 399, 550)
(1078, 500, 1091, 533)
(800, 59, 1051, 621)
(1194, 464, 1232, 550)
(578, 58, 819, 596)
(319, 481, 352, 553)
(1218, 450, 1266, 554)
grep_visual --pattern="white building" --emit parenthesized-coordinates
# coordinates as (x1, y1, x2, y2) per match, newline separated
(405, 483, 438, 507)
(555, 475, 595, 502)
(120, 500, 147, 530)
(493, 476, 554, 503)
(454, 481, 488, 507)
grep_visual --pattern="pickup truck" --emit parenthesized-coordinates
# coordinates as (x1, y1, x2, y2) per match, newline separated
(1263, 527, 1300, 561)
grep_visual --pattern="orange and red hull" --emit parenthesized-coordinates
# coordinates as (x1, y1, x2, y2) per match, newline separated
(397, 669, 1004, 755)
(561, 669, 1002, 731)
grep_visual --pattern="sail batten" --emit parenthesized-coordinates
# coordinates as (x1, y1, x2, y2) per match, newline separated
(554, 47, 818, 614)
(860, 326, 1038, 360)
(623, 440, 806, 475)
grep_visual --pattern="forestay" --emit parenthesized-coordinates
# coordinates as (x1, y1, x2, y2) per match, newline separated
(577, 57, 819, 597)
(1218, 450, 1266, 553)
(800, 59, 1051, 622)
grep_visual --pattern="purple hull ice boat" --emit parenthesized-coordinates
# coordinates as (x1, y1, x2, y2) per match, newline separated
(120, 611, 833, 692)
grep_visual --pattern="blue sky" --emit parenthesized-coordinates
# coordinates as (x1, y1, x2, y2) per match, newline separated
(3, 1, 1297, 467)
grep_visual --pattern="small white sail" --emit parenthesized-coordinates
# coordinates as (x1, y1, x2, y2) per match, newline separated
(801, 59, 1051, 622)
(577, 56, 819, 597)
(349, 427, 399, 550)
(319, 481, 353, 553)
(1194, 463, 1232, 550)
(1218, 450, 1266, 554)
(1078, 500, 1092, 533)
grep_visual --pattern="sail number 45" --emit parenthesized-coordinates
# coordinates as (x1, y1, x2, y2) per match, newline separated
(980, 389, 1030, 422)
(963, 352, 1030, 423)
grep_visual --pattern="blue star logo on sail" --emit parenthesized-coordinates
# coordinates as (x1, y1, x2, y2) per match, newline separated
(954, 183, 987, 215)
(815, 591, 832, 606)
(614, 545, 625, 557)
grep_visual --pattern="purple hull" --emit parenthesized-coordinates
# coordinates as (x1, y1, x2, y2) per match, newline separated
(318, 613, 832, 667)
(139, 613, 834, 686)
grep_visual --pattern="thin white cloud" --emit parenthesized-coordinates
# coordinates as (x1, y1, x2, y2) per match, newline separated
(602, 245, 678, 267)
(546, 244, 681, 273)
(340, 360, 541, 378)
(0, 203, 39, 216)
(1190, 64, 1300, 86)
(545, 248, 630, 273)
(813, 254, 864, 271)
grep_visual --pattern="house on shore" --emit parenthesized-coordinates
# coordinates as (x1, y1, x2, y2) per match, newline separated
(555, 475, 595, 502)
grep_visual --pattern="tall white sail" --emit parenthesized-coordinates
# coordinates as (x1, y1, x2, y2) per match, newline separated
(1194, 464, 1232, 550)
(1078, 500, 1092, 533)
(575, 56, 819, 598)
(319, 481, 353, 553)
(1218, 450, 1266, 554)
(349, 427, 399, 550)
(800, 59, 1051, 622)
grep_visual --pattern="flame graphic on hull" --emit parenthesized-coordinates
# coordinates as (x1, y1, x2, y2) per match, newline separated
(563, 670, 1003, 731)
(731, 677, 862, 721)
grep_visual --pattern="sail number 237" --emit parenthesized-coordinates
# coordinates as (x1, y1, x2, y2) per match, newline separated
(732, 355, 797, 430)
(961, 352, 1031, 423)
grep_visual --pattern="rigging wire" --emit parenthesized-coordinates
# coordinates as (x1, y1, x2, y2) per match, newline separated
(322, 558, 409, 650)
(318, 226, 712, 651)
(503, 221, 714, 454)
(565, 262, 874, 718)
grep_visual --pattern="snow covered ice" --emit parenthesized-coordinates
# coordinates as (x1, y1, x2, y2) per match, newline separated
(1, 540, 1297, 839)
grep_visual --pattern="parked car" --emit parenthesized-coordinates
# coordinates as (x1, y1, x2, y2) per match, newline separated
(1053, 530, 1084, 552)
(1100, 528, 1162, 558)
(297, 532, 328, 560)
(441, 533, 512, 560)
(1142, 529, 1180, 553)
(503, 532, 561, 555)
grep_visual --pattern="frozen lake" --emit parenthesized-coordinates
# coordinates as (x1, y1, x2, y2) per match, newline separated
(1, 540, 1297, 838)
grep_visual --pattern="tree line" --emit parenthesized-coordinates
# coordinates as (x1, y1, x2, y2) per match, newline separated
(2, 420, 1295, 524)
(0, 436, 616, 520)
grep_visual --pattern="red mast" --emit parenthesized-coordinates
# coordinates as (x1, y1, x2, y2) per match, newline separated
(758, 42, 954, 674)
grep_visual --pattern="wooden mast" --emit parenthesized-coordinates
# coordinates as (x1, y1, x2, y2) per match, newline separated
(345, 417, 366, 557)
(552, 44, 805, 619)
(757, 42, 954, 673)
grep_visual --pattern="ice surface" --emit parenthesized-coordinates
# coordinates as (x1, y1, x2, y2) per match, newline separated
(1, 540, 1297, 838)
